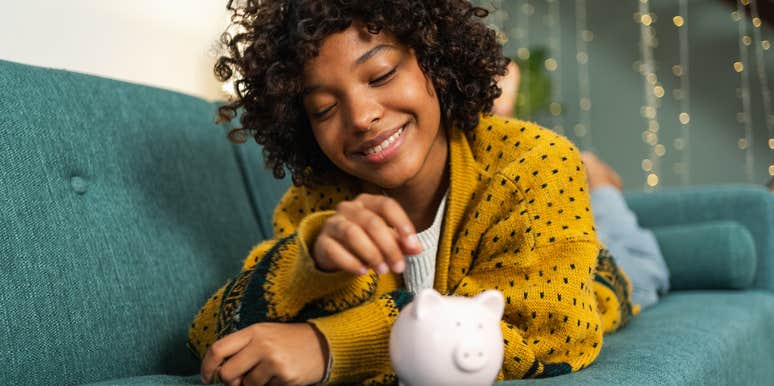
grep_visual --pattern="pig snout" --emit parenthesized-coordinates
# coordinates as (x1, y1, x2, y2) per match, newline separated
(453, 338, 489, 373)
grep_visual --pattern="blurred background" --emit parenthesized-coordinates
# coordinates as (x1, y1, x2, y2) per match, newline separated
(1, 0, 772, 191)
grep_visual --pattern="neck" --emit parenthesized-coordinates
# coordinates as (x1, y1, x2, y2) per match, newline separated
(367, 128, 449, 231)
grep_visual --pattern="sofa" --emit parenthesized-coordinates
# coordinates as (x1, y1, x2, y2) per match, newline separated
(1, 59, 772, 386)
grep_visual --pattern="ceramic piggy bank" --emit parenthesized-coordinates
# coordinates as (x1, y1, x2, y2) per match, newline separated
(389, 289, 505, 386)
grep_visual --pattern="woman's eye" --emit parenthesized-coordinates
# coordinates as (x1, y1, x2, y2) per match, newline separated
(313, 104, 336, 119)
(370, 67, 397, 86)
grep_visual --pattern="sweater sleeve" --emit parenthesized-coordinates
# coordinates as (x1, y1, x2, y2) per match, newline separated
(307, 289, 413, 385)
(187, 184, 376, 359)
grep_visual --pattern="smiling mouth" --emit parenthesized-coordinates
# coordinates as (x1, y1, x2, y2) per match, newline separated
(363, 124, 406, 155)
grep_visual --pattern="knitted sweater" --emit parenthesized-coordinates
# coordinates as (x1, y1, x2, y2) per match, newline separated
(187, 115, 637, 384)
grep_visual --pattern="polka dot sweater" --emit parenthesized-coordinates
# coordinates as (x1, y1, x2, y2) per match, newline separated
(187, 115, 637, 384)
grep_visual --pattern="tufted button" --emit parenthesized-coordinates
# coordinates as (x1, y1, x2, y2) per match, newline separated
(70, 176, 88, 194)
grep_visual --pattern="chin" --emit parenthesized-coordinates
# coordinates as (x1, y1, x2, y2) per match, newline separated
(359, 167, 417, 190)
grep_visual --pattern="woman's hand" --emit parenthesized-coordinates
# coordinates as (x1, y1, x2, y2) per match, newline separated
(200, 323, 328, 386)
(313, 193, 423, 275)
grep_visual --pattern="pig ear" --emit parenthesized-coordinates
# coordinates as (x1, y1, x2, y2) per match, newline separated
(474, 290, 505, 319)
(412, 289, 444, 320)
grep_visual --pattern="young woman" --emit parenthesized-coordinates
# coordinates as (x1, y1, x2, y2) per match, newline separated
(188, 1, 637, 385)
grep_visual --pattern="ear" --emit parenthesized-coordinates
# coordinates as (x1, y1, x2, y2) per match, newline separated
(412, 289, 444, 320)
(474, 290, 505, 319)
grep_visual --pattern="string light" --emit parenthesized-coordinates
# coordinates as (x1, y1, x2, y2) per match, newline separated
(575, 0, 593, 150)
(735, 0, 755, 182)
(546, 0, 564, 135)
(637, 0, 662, 190)
(519, 0, 532, 117)
(673, 0, 692, 185)
(748, 0, 774, 180)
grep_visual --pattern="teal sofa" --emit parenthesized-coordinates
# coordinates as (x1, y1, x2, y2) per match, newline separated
(1, 59, 773, 386)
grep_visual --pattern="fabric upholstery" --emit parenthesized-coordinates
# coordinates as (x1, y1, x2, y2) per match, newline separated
(0, 60, 261, 385)
(651, 221, 757, 290)
(83, 375, 201, 386)
(232, 140, 291, 240)
(625, 186, 774, 291)
(499, 291, 774, 385)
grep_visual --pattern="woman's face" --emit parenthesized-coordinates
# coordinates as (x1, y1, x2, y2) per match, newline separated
(302, 22, 446, 190)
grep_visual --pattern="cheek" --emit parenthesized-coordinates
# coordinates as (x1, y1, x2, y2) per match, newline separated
(399, 73, 438, 109)
(312, 124, 347, 163)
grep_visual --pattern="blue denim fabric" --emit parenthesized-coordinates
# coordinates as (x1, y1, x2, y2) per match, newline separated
(590, 186, 670, 309)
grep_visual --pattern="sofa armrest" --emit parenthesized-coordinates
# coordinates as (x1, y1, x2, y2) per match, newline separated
(623, 185, 774, 291)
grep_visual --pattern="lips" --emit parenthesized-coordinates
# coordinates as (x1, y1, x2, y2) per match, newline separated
(353, 122, 408, 155)
(364, 126, 405, 155)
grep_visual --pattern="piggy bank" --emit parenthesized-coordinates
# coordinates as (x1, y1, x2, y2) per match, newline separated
(389, 289, 505, 386)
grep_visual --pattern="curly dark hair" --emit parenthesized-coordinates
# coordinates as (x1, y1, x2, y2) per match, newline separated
(216, 0, 509, 186)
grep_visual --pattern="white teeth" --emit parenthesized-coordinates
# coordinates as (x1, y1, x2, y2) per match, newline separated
(364, 126, 404, 155)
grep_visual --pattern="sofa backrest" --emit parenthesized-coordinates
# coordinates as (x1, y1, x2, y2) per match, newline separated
(0, 60, 274, 384)
(234, 140, 292, 240)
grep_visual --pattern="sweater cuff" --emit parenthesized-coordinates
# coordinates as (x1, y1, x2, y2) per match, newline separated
(261, 211, 362, 319)
(308, 300, 394, 384)
(294, 210, 353, 284)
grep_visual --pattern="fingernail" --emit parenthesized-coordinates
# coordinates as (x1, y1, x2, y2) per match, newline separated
(392, 260, 405, 273)
(377, 263, 389, 274)
(406, 234, 422, 250)
(357, 267, 368, 276)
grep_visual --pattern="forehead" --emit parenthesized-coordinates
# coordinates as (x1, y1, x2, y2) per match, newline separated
(305, 23, 401, 74)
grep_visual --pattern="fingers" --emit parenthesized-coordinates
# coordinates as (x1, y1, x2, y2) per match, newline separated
(217, 342, 263, 386)
(355, 194, 423, 255)
(225, 376, 243, 386)
(314, 194, 422, 275)
(355, 212, 407, 273)
(328, 212, 389, 273)
(201, 330, 252, 384)
(336, 201, 412, 273)
(314, 233, 369, 275)
(242, 362, 274, 386)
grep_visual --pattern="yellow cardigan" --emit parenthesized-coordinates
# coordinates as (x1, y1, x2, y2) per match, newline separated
(188, 115, 637, 384)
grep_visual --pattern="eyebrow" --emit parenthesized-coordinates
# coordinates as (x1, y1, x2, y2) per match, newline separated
(355, 44, 396, 65)
(303, 44, 397, 96)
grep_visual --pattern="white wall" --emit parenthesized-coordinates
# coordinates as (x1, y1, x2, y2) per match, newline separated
(0, 1, 231, 101)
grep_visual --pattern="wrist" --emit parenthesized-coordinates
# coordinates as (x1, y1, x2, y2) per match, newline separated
(307, 322, 331, 384)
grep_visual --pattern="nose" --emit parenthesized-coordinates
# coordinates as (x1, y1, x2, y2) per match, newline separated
(453, 339, 488, 373)
(345, 94, 383, 133)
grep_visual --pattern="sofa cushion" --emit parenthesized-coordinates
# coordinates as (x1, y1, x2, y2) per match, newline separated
(83, 374, 201, 386)
(498, 290, 774, 385)
(0, 60, 261, 384)
(651, 221, 757, 290)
